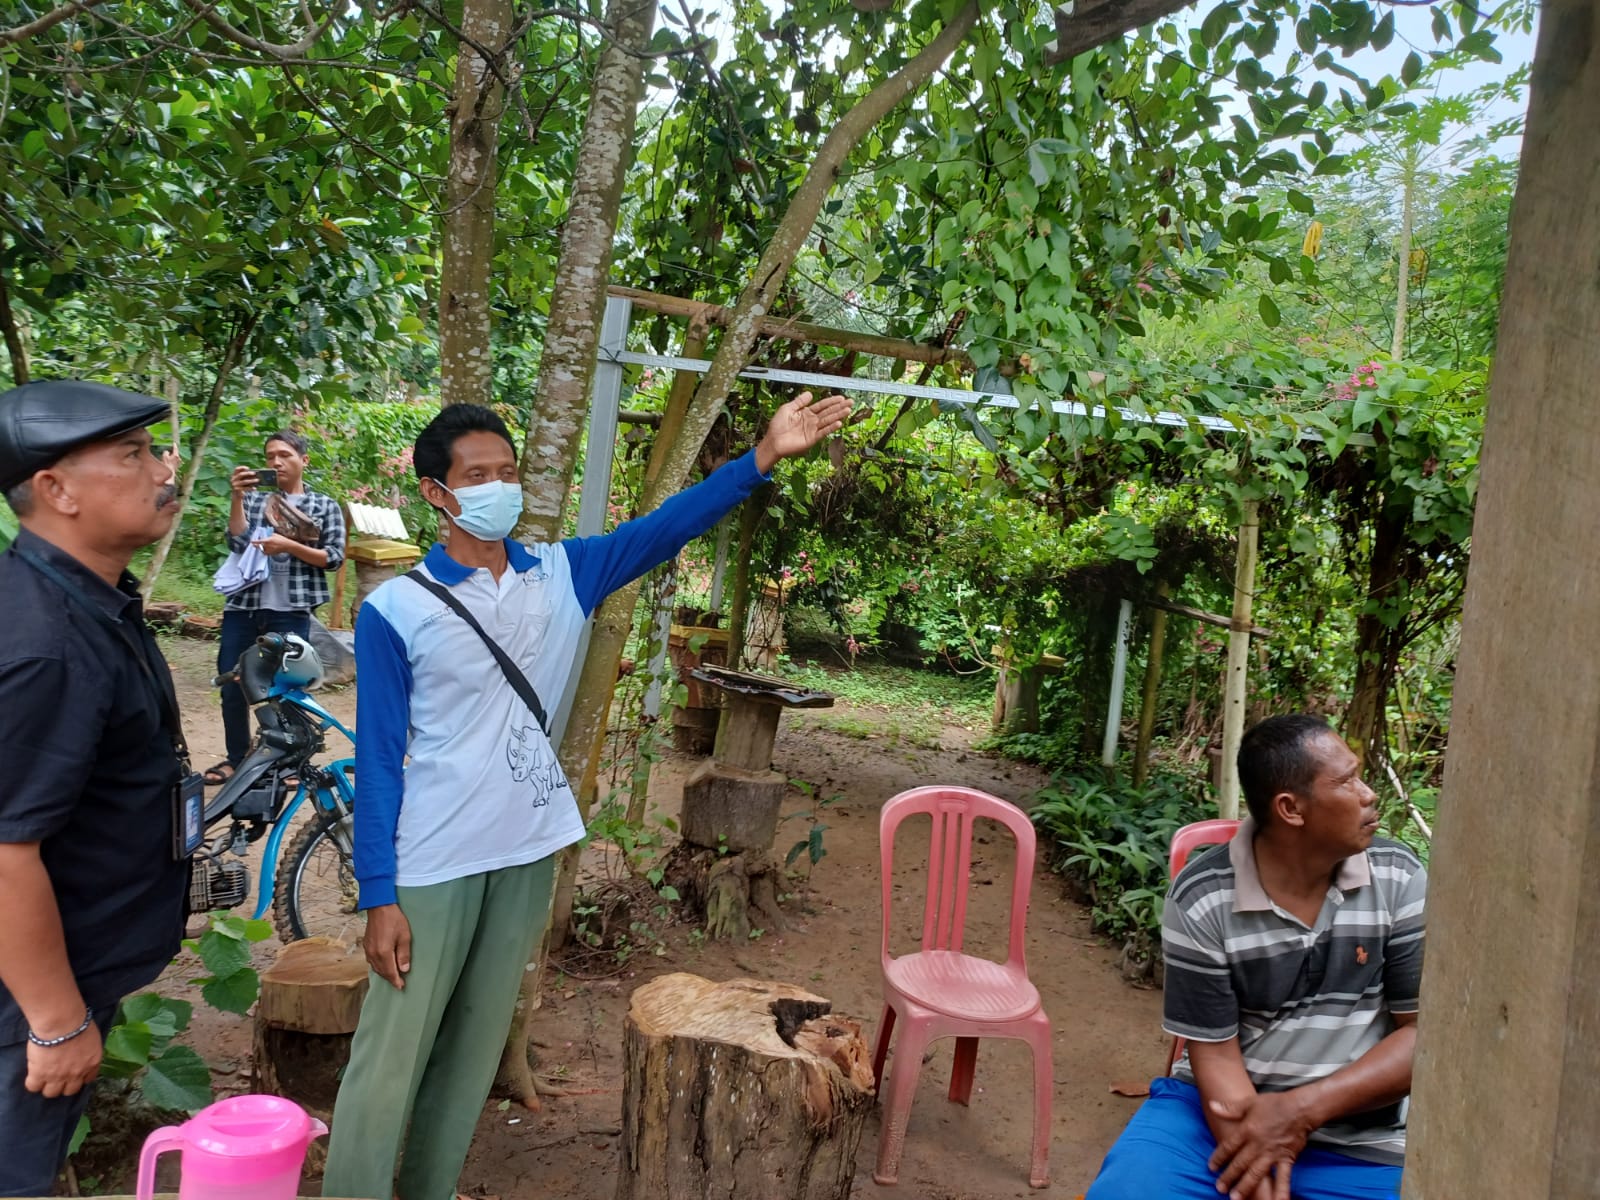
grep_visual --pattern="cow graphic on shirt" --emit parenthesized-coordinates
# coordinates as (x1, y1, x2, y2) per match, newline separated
(506, 724, 569, 808)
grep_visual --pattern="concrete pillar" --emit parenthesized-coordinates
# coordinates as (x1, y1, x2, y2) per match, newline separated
(1404, 5, 1600, 1195)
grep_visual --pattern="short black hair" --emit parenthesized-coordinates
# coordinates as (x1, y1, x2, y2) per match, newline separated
(1237, 714, 1336, 826)
(3, 479, 32, 517)
(265, 430, 309, 457)
(413, 404, 516, 486)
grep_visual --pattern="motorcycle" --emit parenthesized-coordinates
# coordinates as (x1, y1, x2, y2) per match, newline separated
(193, 632, 361, 944)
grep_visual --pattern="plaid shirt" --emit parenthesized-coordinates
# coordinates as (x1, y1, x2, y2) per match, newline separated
(224, 488, 346, 613)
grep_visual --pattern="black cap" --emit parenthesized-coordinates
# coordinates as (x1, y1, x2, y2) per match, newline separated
(0, 380, 170, 493)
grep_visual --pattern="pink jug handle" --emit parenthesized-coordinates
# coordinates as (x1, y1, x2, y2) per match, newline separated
(310, 1117, 329, 1140)
(136, 1126, 186, 1200)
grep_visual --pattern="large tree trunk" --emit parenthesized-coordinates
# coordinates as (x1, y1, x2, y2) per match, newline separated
(1403, 4, 1600, 1192)
(437, 0, 511, 409)
(615, 973, 874, 1200)
(516, 0, 659, 534)
(143, 320, 253, 593)
(494, 0, 660, 1108)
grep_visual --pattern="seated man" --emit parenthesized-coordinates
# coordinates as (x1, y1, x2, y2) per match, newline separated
(1087, 714, 1426, 1200)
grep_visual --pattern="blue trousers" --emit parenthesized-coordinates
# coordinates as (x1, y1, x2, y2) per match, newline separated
(0, 1005, 119, 1197)
(1086, 1078, 1402, 1200)
(218, 609, 310, 765)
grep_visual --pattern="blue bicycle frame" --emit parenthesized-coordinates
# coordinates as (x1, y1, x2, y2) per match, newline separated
(247, 683, 357, 920)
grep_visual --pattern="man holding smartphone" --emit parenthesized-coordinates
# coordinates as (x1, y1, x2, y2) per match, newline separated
(205, 430, 345, 785)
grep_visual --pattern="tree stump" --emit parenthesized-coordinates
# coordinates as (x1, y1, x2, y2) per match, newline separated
(680, 759, 787, 853)
(615, 974, 874, 1200)
(252, 936, 368, 1169)
(665, 844, 786, 940)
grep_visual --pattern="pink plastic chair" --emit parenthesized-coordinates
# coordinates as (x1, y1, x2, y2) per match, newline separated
(1168, 818, 1241, 881)
(870, 785, 1052, 1189)
(1162, 818, 1240, 1075)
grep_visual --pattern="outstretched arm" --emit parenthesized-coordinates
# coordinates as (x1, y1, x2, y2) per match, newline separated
(564, 391, 851, 615)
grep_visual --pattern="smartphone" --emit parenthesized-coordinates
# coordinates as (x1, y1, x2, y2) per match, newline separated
(256, 468, 279, 490)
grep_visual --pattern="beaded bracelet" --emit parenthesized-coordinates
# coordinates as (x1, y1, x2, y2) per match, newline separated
(27, 1006, 94, 1048)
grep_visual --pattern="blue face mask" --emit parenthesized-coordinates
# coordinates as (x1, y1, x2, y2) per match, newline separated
(434, 479, 523, 541)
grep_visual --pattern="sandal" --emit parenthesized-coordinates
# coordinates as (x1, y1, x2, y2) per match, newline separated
(202, 761, 235, 786)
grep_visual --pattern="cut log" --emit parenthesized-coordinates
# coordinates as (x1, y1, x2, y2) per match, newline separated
(256, 936, 369, 1034)
(679, 758, 788, 853)
(615, 974, 874, 1200)
(252, 937, 367, 1139)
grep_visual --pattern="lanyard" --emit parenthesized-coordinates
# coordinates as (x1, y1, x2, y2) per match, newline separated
(15, 546, 191, 767)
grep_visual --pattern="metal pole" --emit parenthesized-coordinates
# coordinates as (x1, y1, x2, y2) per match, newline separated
(1217, 501, 1261, 818)
(550, 295, 631, 742)
(1101, 598, 1134, 767)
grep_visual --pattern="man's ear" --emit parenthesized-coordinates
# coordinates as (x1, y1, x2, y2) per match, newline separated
(29, 467, 80, 517)
(1273, 789, 1308, 828)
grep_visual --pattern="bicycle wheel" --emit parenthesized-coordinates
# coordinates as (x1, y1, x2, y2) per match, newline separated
(273, 815, 363, 945)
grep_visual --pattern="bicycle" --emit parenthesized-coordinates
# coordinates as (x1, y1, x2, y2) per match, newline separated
(195, 632, 362, 944)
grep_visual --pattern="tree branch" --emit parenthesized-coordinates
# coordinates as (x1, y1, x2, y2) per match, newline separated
(177, 0, 347, 59)
(0, 0, 108, 46)
(1041, 0, 1200, 66)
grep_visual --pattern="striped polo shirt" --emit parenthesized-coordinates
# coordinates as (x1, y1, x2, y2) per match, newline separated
(1163, 817, 1427, 1166)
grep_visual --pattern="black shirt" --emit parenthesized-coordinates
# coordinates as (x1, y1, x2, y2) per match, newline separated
(0, 528, 188, 1043)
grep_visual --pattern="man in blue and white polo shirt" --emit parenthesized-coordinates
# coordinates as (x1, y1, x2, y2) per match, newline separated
(322, 391, 849, 1200)
(1087, 715, 1427, 1200)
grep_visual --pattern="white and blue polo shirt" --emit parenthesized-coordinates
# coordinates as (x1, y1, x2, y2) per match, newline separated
(351, 450, 771, 909)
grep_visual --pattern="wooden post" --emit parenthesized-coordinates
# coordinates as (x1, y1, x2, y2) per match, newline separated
(616, 974, 874, 1200)
(1216, 501, 1259, 818)
(1133, 580, 1172, 787)
(1404, 7, 1600, 1196)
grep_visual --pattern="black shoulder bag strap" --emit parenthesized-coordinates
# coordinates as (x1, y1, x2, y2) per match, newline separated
(14, 545, 192, 768)
(405, 570, 550, 735)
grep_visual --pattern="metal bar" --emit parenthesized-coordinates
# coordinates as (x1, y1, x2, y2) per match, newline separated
(1102, 598, 1134, 767)
(605, 348, 1374, 448)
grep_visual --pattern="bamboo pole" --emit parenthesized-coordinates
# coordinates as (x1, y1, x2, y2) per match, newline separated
(1216, 502, 1260, 818)
(1133, 580, 1172, 787)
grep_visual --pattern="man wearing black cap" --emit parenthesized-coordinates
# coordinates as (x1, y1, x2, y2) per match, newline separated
(0, 380, 194, 1196)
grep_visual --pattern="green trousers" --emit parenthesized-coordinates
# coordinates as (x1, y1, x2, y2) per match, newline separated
(322, 858, 554, 1200)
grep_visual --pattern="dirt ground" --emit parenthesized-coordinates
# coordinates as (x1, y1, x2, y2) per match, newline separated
(123, 636, 1163, 1200)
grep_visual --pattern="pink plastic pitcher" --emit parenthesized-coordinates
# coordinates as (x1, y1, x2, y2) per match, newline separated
(136, 1095, 328, 1200)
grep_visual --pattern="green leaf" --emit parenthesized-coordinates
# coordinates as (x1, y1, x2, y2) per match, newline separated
(1351, 392, 1383, 431)
(1258, 295, 1281, 327)
(1401, 52, 1423, 86)
(140, 1046, 213, 1114)
(1286, 189, 1314, 215)
(197, 930, 252, 978)
(201, 968, 260, 1016)
(1200, 3, 1234, 48)
(69, 1114, 91, 1157)
(102, 1023, 154, 1075)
